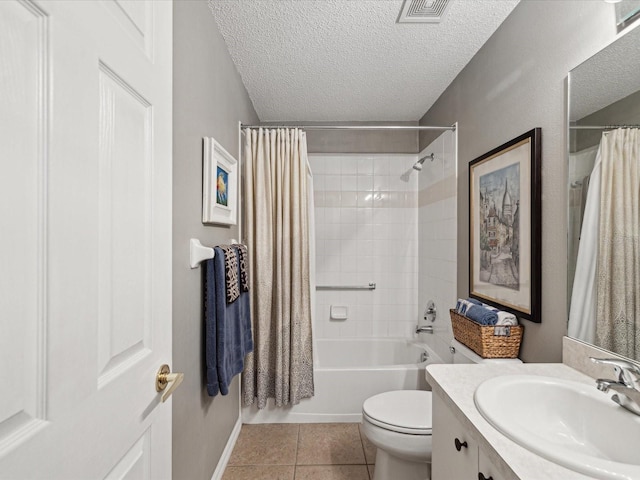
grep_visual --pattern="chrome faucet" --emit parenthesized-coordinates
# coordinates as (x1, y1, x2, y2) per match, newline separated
(591, 357, 640, 416)
(415, 325, 434, 334)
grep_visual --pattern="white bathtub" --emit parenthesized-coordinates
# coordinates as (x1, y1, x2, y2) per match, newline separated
(242, 338, 442, 424)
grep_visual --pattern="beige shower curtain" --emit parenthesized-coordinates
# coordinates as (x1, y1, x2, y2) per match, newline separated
(596, 128, 640, 359)
(242, 127, 314, 409)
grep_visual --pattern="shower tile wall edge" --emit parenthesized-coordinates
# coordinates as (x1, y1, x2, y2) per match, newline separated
(418, 131, 458, 363)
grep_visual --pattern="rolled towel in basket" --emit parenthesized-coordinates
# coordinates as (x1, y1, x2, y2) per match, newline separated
(494, 311, 518, 336)
(480, 304, 518, 335)
(496, 311, 517, 325)
(465, 305, 499, 325)
(456, 298, 479, 315)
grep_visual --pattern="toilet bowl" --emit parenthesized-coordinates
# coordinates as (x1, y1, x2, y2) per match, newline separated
(361, 339, 522, 480)
(362, 390, 432, 480)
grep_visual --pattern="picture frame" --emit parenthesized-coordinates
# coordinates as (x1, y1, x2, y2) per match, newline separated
(469, 128, 542, 323)
(202, 137, 238, 225)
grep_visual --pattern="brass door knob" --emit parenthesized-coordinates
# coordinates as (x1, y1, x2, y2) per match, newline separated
(156, 364, 184, 402)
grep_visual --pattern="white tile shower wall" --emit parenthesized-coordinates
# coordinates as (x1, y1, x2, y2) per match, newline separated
(417, 131, 457, 362)
(309, 154, 419, 340)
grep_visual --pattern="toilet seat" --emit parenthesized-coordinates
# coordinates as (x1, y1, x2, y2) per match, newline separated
(362, 390, 432, 435)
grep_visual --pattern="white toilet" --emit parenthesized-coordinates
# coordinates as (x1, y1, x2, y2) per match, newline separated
(361, 339, 522, 480)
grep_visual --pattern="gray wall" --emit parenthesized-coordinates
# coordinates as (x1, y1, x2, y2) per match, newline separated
(418, 1, 618, 363)
(305, 122, 418, 153)
(259, 121, 419, 153)
(173, 2, 258, 479)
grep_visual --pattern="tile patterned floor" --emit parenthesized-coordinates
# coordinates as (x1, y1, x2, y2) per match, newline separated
(222, 423, 377, 480)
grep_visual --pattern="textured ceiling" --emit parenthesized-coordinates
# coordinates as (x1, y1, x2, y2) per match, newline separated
(208, 0, 519, 122)
(570, 25, 640, 122)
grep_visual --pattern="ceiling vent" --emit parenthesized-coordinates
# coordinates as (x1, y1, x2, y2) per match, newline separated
(397, 0, 453, 23)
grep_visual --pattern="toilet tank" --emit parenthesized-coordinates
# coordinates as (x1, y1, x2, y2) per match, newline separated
(450, 339, 522, 364)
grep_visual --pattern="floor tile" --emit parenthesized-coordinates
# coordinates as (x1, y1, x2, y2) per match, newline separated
(367, 464, 374, 479)
(294, 465, 370, 480)
(222, 465, 295, 480)
(228, 424, 299, 466)
(358, 425, 377, 464)
(296, 423, 366, 465)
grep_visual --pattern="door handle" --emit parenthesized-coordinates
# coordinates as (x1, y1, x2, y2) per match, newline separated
(156, 364, 184, 402)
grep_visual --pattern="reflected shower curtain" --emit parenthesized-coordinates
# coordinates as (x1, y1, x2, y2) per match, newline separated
(568, 145, 598, 301)
(568, 148, 601, 344)
(242, 128, 314, 409)
(596, 128, 640, 358)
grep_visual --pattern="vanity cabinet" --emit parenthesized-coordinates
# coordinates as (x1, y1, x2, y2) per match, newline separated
(432, 393, 508, 480)
(478, 447, 507, 480)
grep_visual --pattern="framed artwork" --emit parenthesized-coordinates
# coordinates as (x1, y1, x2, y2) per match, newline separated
(469, 128, 542, 323)
(202, 137, 238, 225)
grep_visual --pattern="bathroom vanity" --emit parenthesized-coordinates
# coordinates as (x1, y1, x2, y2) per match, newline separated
(432, 391, 507, 480)
(426, 359, 612, 479)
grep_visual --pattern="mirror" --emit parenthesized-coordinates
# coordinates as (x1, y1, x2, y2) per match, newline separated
(567, 26, 640, 361)
(615, 0, 640, 31)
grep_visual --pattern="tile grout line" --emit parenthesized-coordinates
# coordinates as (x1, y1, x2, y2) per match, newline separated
(357, 425, 368, 463)
(293, 423, 300, 480)
(358, 425, 374, 480)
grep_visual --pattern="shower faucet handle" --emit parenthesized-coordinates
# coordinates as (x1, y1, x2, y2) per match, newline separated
(423, 300, 437, 322)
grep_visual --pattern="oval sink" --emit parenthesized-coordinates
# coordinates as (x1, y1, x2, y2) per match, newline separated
(474, 375, 640, 480)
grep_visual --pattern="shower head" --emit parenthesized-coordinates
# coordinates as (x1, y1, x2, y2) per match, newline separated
(413, 153, 435, 171)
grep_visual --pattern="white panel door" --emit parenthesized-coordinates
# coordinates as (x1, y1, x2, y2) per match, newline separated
(0, 1, 172, 478)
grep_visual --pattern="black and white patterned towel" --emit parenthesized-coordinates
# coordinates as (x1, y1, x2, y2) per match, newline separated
(219, 245, 240, 304)
(234, 244, 249, 292)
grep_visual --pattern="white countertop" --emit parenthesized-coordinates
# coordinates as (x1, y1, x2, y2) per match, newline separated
(425, 363, 597, 480)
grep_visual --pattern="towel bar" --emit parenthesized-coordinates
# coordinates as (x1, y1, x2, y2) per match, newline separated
(189, 238, 239, 268)
(316, 282, 376, 291)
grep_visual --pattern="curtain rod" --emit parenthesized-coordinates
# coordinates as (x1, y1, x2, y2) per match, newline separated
(570, 125, 640, 130)
(240, 124, 456, 131)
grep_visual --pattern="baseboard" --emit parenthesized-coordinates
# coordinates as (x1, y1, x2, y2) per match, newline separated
(210, 416, 242, 480)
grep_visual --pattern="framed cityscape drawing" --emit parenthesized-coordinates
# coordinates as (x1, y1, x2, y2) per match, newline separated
(202, 137, 238, 225)
(469, 128, 542, 323)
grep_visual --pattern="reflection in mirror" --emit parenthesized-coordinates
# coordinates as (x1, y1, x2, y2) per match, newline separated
(567, 26, 640, 361)
(615, 0, 640, 31)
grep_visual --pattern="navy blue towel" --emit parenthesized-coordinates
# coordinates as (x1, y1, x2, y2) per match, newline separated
(205, 246, 253, 396)
(466, 305, 499, 326)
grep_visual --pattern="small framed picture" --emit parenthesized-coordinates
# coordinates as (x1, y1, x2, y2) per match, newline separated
(469, 128, 542, 323)
(202, 137, 237, 225)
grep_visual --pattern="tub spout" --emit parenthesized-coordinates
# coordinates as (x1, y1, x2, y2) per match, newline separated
(415, 325, 433, 334)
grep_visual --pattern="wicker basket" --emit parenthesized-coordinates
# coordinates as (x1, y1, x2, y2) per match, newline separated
(449, 309, 523, 359)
